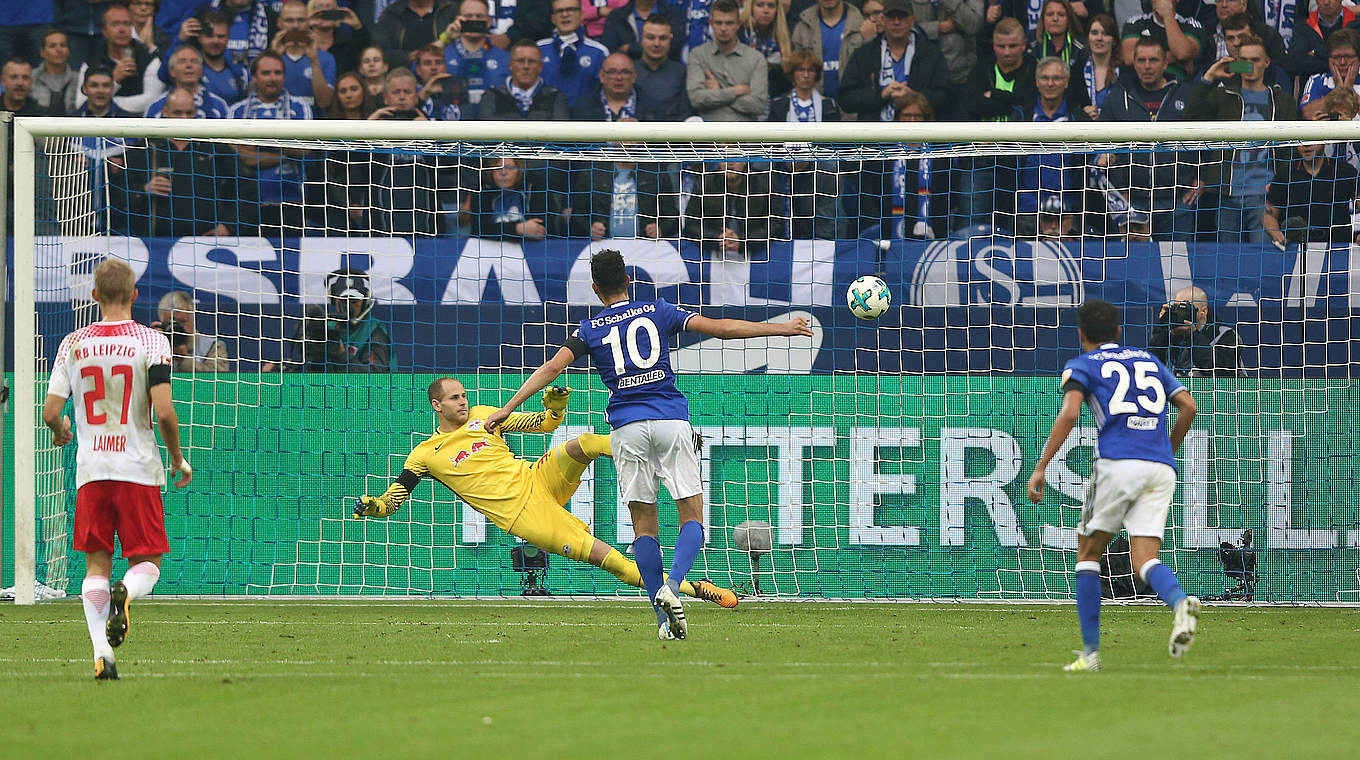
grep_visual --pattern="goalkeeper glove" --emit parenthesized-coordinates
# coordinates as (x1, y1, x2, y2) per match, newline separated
(541, 386, 571, 414)
(352, 495, 398, 519)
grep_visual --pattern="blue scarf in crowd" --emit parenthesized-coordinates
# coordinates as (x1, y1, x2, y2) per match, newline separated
(553, 31, 580, 76)
(210, 0, 272, 66)
(509, 79, 542, 116)
(601, 88, 637, 120)
(892, 156, 931, 238)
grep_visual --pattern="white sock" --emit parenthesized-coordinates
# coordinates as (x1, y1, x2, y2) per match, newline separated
(122, 562, 160, 600)
(81, 576, 113, 660)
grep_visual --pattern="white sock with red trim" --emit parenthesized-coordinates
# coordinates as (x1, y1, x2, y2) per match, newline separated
(121, 562, 160, 600)
(81, 576, 113, 660)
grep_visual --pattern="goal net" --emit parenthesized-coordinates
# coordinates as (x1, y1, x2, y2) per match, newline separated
(8, 117, 1360, 604)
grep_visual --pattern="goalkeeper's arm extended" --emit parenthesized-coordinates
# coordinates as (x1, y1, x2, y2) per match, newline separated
(352, 468, 423, 518)
(486, 346, 577, 432)
(497, 386, 571, 433)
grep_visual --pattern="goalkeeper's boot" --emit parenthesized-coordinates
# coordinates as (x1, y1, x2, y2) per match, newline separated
(1169, 596, 1202, 658)
(654, 585, 687, 640)
(658, 621, 676, 641)
(691, 579, 739, 609)
(94, 656, 119, 681)
(106, 581, 129, 648)
(1063, 651, 1101, 673)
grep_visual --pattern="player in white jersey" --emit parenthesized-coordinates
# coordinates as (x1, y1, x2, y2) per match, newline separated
(42, 259, 193, 680)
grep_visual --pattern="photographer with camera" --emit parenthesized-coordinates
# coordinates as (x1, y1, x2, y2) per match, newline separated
(263, 268, 395, 373)
(151, 291, 233, 372)
(1149, 285, 1240, 377)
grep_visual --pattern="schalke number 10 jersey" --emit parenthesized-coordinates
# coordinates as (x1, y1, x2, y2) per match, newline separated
(1061, 342, 1185, 469)
(570, 299, 696, 428)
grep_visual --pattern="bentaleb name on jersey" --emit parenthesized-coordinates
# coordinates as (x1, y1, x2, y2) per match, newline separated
(1063, 343, 1184, 469)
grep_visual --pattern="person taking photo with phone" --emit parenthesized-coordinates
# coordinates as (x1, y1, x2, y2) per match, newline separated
(1184, 35, 1297, 243)
(271, 0, 336, 109)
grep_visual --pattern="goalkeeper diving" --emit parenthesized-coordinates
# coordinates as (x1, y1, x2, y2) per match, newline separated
(354, 377, 738, 607)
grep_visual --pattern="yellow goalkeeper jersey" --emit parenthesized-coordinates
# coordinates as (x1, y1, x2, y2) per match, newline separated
(382, 405, 562, 520)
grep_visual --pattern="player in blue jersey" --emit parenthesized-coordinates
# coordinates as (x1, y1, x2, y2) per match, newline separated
(1027, 299, 1201, 672)
(488, 249, 811, 640)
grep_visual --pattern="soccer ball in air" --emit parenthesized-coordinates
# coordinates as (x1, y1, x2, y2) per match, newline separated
(847, 276, 891, 320)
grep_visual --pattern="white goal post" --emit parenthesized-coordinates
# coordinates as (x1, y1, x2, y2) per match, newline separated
(10, 116, 1360, 605)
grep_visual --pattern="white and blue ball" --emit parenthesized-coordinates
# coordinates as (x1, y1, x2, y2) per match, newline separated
(846, 275, 891, 320)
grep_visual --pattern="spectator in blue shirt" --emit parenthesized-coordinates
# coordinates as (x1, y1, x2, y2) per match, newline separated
(145, 45, 230, 116)
(437, 0, 509, 105)
(790, 0, 865, 102)
(272, 0, 336, 109)
(227, 50, 314, 238)
(539, 0, 610, 105)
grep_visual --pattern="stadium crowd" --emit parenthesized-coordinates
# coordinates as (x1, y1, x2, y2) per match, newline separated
(4, 0, 1360, 244)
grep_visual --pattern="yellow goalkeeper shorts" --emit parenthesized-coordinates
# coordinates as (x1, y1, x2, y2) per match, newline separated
(509, 444, 593, 562)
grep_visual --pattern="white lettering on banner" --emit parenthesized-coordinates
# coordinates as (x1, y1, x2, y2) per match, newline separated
(1158, 240, 1193, 305)
(296, 238, 416, 303)
(35, 237, 151, 302)
(709, 250, 752, 306)
(441, 238, 541, 304)
(908, 240, 1084, 307)
(439, 424, 1321, 549)
(461, 500, 487, 544)
(565, 239, 691, 304)
(1350, 244, 1360, 309)
(670, 310, 821, 373)
(789, 240, 837, 306)
(1285, 242, 1328, 309)
(684, 426, 831, 546)
(849, 427, 922, 545)
(940, 428, 1027, 546)
(1267, 430, 1337, 548)
(1180, 430, 1241, 548)
(1038, 427, 1097, 549)
(167, 237, 281, 302)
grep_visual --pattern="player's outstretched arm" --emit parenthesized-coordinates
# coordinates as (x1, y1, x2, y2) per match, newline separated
(487, 346, 576, 433)
(41, 394, 72, 447)
(685, 314, 812, 339)
(353, 468, 424, 518)
(150, 383, 192, 488)
(1168, 388, 1197, 453)
(1027, 388, 1084, 503)
(499, 387, 572, 433)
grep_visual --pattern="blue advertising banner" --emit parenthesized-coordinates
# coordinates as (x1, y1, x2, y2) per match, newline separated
(8, 235, 1360, 374)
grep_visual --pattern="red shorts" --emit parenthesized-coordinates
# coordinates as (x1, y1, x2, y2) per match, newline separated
(74, 480, 170, 558)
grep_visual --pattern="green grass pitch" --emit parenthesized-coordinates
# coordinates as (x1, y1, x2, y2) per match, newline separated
(2, 600, 1357, 758)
